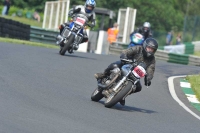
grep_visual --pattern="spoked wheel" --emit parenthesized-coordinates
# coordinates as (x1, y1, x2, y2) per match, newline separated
(104, 81, 132, 108)
(59, 35, 75, 55)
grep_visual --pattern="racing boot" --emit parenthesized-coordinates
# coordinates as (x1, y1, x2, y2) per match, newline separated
(73, 44, 79, 50)
(119, 88, 135, 106)
(94, 67, 111, 79)
(68, 48, 74, 54)
(119, 99, 125, 106)
(94, 73, 106, 80)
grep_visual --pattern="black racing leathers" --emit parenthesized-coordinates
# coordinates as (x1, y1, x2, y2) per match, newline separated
(103, 45, 156, 93)
(130, 27, 152, 40)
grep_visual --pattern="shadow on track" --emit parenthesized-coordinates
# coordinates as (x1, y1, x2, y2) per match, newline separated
(98, 101, 157, 114)
(57, 53, 96, 60)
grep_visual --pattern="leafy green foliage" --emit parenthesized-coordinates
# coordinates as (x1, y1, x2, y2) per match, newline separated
(0, 5, 33, 16)
(1, 0, 200, 32)
(1, 0, 49, 12)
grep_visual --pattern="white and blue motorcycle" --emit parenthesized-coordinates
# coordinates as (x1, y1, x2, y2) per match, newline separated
(128, 33, 144, 48)
(57, 15, 92, 55)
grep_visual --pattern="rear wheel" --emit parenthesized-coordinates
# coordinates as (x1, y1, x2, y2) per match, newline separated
(104, 81, 132, 108)
(91, 88, 104, 102)
(59, 34, 75, 55)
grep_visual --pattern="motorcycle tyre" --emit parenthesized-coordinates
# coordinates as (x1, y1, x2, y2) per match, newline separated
(91, 87, 104, 102)
(104, 81, 132, 108)
(59, 34, 75, 55)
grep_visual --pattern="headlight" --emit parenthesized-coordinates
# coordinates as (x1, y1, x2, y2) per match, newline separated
(75, 24, 81, 29)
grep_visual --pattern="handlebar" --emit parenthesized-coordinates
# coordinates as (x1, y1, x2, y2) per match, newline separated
(86, 23, 92, 27)
(85, 22, 94, 28)
(120, 58, 134, 63)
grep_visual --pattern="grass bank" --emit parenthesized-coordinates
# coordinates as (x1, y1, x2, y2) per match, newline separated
(186, 74, 200, 101)
(0, 37, 58, 49)
(194, 51, 200, 57)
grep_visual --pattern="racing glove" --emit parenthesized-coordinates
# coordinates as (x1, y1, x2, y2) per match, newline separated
(145, 80, 151, 86)
(68, 8, 81, 16)
(144, 76, 151, 86)
(120, 53, 128, 60)
(73, 8, 81, 13)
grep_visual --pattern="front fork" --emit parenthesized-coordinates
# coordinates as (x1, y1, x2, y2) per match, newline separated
(112, 76, 127, 92)
(122, 80, 137, 100)
(112, 65, 132, 93)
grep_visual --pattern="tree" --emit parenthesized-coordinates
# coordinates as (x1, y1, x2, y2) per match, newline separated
(8, 0, 200, 32)
(11, 0, 27, 8)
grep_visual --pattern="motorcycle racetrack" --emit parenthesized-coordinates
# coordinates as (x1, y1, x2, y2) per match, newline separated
(0, 42, 200, 133)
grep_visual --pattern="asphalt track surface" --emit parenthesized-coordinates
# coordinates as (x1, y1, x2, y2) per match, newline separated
(0, 42, 199, 133)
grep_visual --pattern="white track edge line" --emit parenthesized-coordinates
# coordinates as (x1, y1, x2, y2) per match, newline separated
(168, 75, 200, 120)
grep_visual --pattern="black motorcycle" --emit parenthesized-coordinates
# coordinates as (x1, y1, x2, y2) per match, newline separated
(91, 59, 147, 108)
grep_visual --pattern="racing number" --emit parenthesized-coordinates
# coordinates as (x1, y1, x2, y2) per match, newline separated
(135, 67, 144, 77)
(76, 18, 85, 24)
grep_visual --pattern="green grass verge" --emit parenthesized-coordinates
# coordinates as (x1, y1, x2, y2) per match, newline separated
(186, 74, 200, 101)
(0, 37, 58, 49)
(194, 51, 200, 57)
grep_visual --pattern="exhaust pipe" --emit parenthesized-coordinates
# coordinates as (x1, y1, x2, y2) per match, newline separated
(98, 73, 120, 89)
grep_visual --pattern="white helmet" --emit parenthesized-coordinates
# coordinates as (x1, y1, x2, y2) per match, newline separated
(143, 22, 151, 32)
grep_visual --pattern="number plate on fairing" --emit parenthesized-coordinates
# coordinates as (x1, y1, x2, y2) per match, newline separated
(74, 17, 86, 26)
(132, 66, 146, 78)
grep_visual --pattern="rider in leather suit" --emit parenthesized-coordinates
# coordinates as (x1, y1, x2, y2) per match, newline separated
(94, 38, 158, 106)
(130, 22, 153, 41)
(56, 0, 96, 45)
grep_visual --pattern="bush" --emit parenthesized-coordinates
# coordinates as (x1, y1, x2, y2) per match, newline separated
(0, 5, 43, 21)
(153, 31, 167, 46)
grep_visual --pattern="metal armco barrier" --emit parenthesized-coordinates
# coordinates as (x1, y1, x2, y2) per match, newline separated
(192, 41, 200, 51)
(109, 42, 200, 66)
(30, 26, 59, 44)
(188, 55, 200, 66)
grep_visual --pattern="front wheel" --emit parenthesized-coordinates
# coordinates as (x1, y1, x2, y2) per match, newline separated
(59, 34, 75, 55)
(91, 88, 104, 102)
(104, 81, 133, 108)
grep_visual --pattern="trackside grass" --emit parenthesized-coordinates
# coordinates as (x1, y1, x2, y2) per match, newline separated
(194, 52, 200, 57)
(0, 37, 58, 49)
(186, 74, 200, 101)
